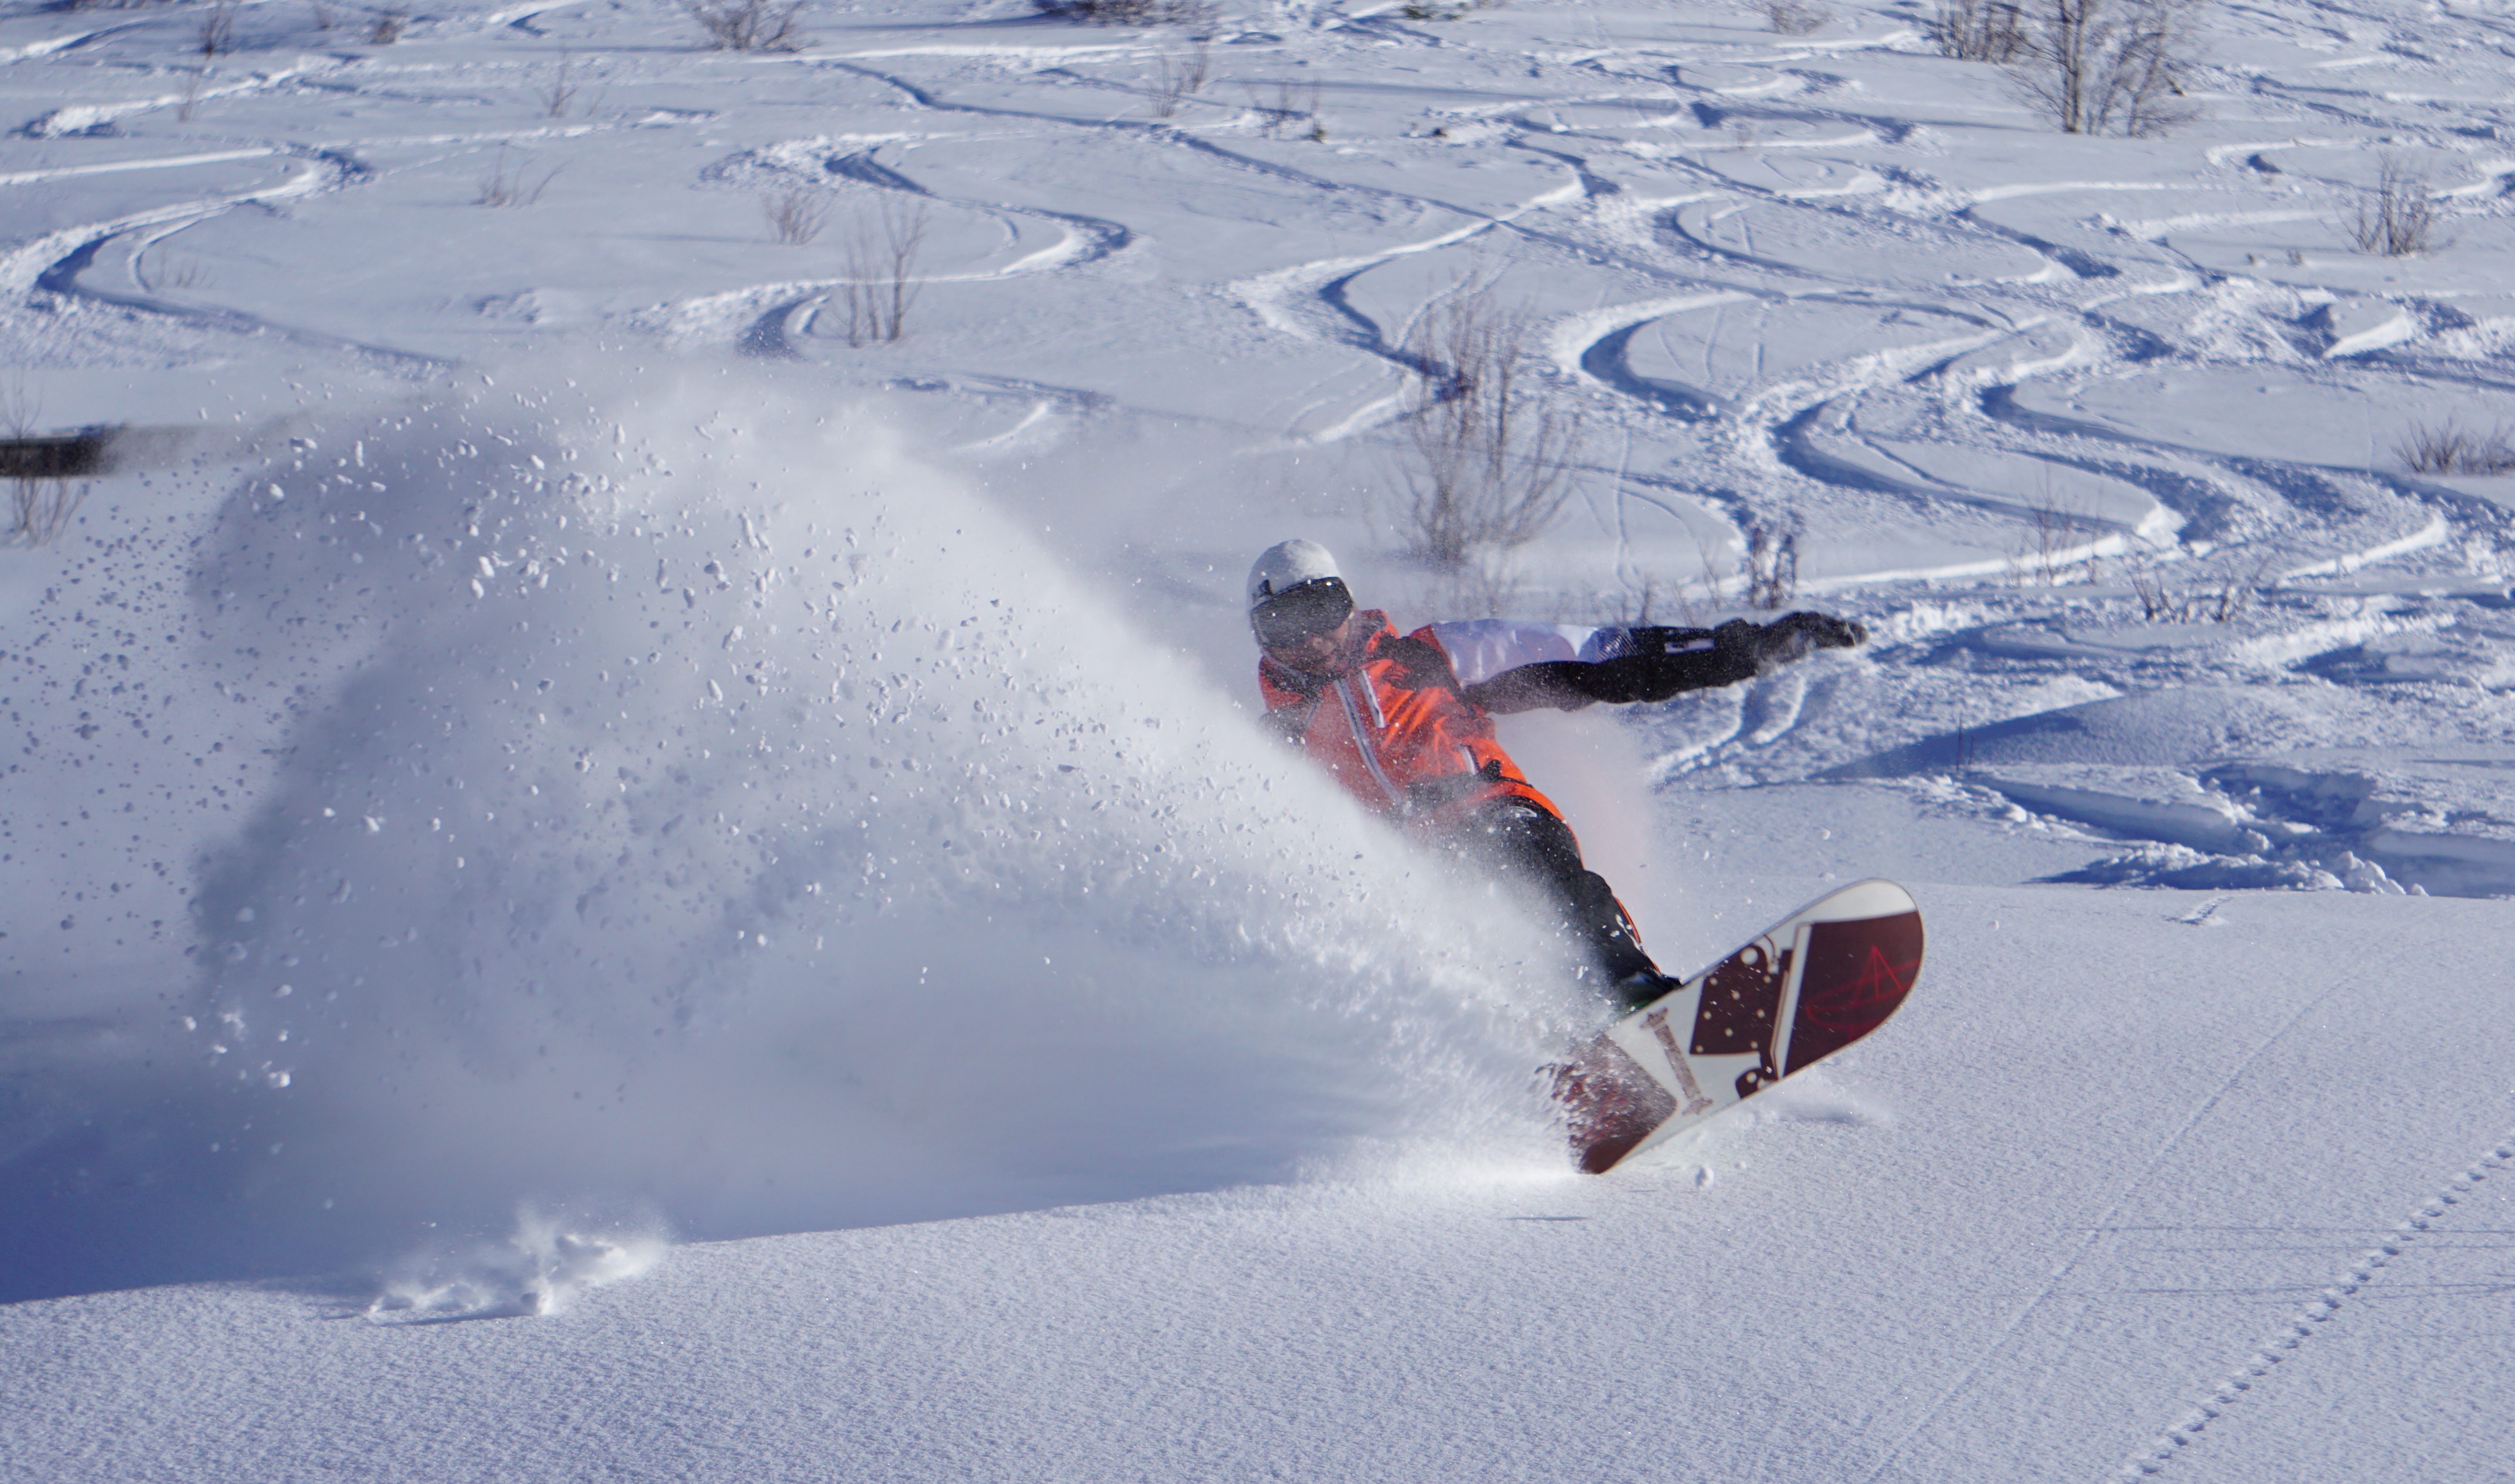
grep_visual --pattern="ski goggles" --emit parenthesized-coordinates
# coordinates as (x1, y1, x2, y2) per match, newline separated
(1249, 576, 1355, 650)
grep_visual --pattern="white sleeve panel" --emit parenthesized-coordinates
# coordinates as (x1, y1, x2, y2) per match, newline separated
(1424, 621, 1616, 686)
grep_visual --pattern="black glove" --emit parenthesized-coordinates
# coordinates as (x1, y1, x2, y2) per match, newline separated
(1714, 611, 1866, 672)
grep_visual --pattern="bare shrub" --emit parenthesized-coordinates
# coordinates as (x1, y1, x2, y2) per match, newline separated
(177, 69, 206, 121)
(1422, 553, 1524, 619)
(1599, 570, 1715, 629)
(542, 53, 582, 118)
(2396, 418, 2515, 475)
(3, 378, 36, 452)
(1389, 281, 1584, 572)
(477, 145, 562, 207)
(1034, 0, 1217, 25)
(311, 2, 332, 30)
(2010, 478, 2098, 585)
(11, 476, 88, 546)
(1931, 0, 2025, 59)
(2, 385, 90, 549)
(761, 186, 829, 246)
(1249, 79, 1320, 139)
(1742, 521, 1799, 607)
(2345, 155, 2450, 257)
(2011, 0, 2198, 137)
(367, 9, 405, 43)
(1152, 37, 1210, 118)
(1696, 536, 1731, 608)
(198, 1, 237, 55)
(2130, 555, 2272, 622)
(839, 199, 929, 345)
(1762, 0, 1824, 35)
(1607, 573, 1671, 626)
(684, 0, 807, 52)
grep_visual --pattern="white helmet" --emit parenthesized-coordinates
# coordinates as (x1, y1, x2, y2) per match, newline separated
(1246, 538, 1342, 613)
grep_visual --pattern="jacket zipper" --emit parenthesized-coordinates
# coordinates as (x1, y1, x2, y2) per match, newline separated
(1334, 674, 1407, 810)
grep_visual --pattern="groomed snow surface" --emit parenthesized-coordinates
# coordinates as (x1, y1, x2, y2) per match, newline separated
(2, 0, 2510, 1475)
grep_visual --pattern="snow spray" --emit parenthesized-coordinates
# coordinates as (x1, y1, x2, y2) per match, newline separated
(2, 362, 1588, 1297)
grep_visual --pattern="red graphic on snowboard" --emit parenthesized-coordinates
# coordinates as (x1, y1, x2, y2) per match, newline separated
(1550, 881, 1923, 1175)
(1784, 912, 1922, 1073)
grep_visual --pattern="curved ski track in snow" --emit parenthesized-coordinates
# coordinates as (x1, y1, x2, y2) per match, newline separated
(1, 148, 344, 300)
(1523, 148, 2511, 592)
(19, 56, 337, 138)
(1223, 173, 1588, 441)
(666, 144, 1134, 357)
(2, 150, 450, 368)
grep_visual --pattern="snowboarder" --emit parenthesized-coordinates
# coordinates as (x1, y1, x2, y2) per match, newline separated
(1246, 538, 1866, 1011)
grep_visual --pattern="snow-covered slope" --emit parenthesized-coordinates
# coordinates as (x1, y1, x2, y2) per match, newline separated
(11, 886, 2509, 1481)
(3, 0, 2510, 1473)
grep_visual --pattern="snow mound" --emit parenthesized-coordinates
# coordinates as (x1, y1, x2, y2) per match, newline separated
(366, 1206, 666, 1323)
(1973, 753, 2515, 897)
(1826, 687, 2328, 776)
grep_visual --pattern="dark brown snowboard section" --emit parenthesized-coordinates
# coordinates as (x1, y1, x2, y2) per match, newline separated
(1554, 887, 1924, 1175)
(1549, 1038, 1679, 1176)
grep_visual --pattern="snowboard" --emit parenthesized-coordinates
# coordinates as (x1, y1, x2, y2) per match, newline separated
(1549, 878, 1924, 1175)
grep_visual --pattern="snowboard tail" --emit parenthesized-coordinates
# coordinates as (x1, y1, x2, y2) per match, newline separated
(1551, 879, 1923, 1175)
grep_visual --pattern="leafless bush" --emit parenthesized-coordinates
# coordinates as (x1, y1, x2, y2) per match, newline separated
(197, 1, 237, 55)
(367, 9, 404, 43)
(2011, 0, 2197, 137)
(10, 477, 88, 546)
(542, 53, 582, 118)
(1696, 536, 1731, 609)
(3, 384, 89, 549)
(684, 0, 807, 52)
(839, 199, 929, 345)
(1153, 38, 1211, 118)
(1763, 0, 1824, 35)
(2345, 155, 2450, 257)
(2129, 555, 2272, 622)
(310, 2, 332, 30)
(761, 186, 829, 246)
(1249, 79, 1321, 139)
(1389, 282, 1584, 572)
(1421, 553, 1524, 619)
(1596, 571, 1713, 629)
(2010, 479, 2098, 585)
(1742, 521, 1799, 607)
(1931, 0, 2025, 59)
(177, 69, 206, 121)
(2396, 418, 2515, 475)
(477, 145, 562, 207)
(1034, 0, 1217, 25)
(1607, 574, 1669, 626)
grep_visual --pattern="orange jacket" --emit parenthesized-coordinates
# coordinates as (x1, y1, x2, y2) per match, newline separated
(1258, 610, 1559, 831)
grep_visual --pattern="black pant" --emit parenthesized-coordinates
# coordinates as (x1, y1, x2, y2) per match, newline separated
(1441, 798, 1658, 993)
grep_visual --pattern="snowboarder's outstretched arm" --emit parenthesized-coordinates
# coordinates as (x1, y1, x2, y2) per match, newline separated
(1429, 613, 1866, 716)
